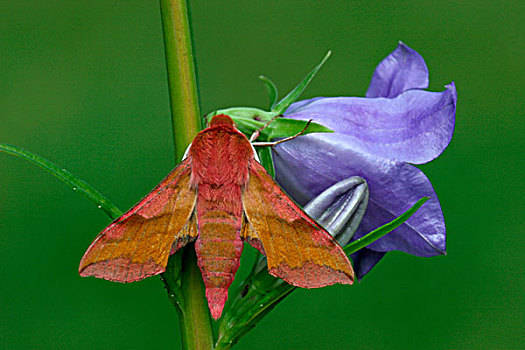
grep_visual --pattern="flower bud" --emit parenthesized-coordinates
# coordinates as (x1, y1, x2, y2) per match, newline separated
(303, 176, 368, 246)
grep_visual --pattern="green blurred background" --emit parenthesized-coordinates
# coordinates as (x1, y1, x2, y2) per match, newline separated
(1, 1, 523, 349)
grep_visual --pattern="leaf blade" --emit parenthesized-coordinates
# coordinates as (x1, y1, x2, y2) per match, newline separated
(0, 143, 122, 219)
(344, 197, 429, 255)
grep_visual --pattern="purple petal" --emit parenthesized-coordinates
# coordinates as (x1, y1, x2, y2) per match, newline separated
(283, 83, 456, 164)
(350, 249, 385, 280)
(274, 136, 446, 257)
(366, 42, 429, 98)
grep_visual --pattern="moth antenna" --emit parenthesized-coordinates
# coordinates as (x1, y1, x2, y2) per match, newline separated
(251, 143, 260, 163)
(251, 119, 313, 148)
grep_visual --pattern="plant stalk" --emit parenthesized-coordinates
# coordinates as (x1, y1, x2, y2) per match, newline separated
(159, 0, 212, 349)
(160, 0, 202, 161)
(175, 249, 215, 350)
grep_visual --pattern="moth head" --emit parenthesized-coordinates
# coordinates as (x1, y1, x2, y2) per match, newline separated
(183, 114, 260, 162)
(208, 114, 235, 127)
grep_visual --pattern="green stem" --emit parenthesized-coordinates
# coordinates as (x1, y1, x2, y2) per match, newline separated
(160, 0, 202, 161)
(159, 0, 213, 349)
(165, 248, 214, 350)
(175, 249, 215, 350)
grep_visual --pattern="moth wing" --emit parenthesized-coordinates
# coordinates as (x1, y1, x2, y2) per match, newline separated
(79, 158, 197, 283)
(242, 160, 354, 287)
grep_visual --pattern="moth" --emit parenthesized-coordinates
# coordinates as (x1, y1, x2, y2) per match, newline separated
(79, 114, 354, 319)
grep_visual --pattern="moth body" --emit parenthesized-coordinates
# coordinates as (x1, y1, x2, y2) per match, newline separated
(189, 116, 253, 319)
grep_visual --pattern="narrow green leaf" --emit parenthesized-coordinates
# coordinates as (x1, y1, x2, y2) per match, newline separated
(212, 107, 275, 122)
(0, 143, 122, 220)
(272, 51, 331, 115)
(236, 118, 332, 143)
(259, 75, 279, 110)
(344, 197, 429, 255)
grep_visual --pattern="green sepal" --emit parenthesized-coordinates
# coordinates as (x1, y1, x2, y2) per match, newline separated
(271, 51, 331, 115)
(266, 118, 333, 140)
(233, 116, 332, 142)
(259, 75, 279, 110)
(207, 107, 275, 124)
(0, 143, 122, 220)
(209, 108, 332, 143)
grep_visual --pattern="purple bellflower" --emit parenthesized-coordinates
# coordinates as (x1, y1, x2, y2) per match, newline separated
(273, 42, 457, 279)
